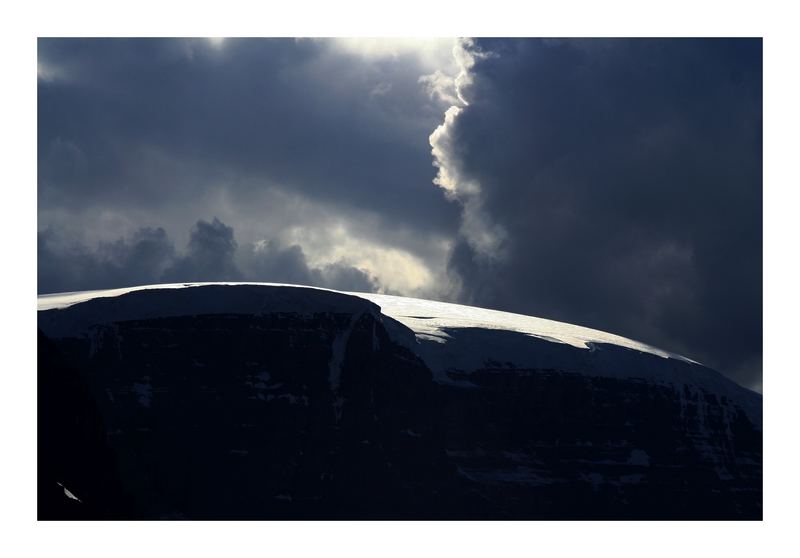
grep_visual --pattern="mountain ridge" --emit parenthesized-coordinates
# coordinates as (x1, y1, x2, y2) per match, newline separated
(37, 283, 762, 519)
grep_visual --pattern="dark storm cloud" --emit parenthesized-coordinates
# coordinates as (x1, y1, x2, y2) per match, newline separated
(316, 262, 378, 293)
(245, 240, 318, 287)
(244, 239, 378, 292)
(38, 226, 175, 292)
(37, 38, 460, 239)
(38, 218, 378, 295)
(162, 218, 241, 282)
(444, 39, 762, 389)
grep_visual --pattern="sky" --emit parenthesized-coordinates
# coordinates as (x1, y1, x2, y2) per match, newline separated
(37, 38, 762, 391)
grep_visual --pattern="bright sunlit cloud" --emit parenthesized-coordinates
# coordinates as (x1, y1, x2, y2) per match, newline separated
(280, 221, 444, 297)
(328, 37, 458, 73)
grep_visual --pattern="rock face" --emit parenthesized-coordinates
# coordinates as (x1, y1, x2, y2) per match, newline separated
(37, 284, 761, 519)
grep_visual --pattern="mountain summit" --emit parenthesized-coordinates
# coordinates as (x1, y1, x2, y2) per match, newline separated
(37, 283, 762, 519)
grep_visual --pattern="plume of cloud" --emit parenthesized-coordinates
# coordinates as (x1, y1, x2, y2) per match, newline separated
(437, 38, 762, 390)
(425, 39, 507, 260)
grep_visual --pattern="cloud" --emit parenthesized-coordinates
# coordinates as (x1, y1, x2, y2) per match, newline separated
(439, 39, 762, 389)
(328, 38, 458, 74)
(98, 227, 176, 281)
(162, 218, 241, 283)
(37, 38, 459, 238)
(317, 262, 378, 293)
(243, 238, 378, 292)
(38, 226, 175, 293)
(37, 38, 461, 301)
(245, 240, 316, 286)
(39, 218, 380, 295)
(426, 39, 507, 259)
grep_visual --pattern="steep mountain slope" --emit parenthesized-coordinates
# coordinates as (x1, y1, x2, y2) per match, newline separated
(37, 283, 761, 519)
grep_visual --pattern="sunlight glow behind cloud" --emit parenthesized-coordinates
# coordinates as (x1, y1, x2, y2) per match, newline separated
(329, 37, 458, 73)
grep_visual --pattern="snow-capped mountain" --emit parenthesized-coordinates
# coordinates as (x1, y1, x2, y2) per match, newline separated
(37, 283, 762, 519)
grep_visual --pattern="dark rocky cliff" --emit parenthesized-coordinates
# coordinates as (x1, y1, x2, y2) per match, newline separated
(38, 285, 761, 519)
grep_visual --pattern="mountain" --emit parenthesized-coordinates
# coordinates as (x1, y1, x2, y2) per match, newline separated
(37, 283, 762, 519)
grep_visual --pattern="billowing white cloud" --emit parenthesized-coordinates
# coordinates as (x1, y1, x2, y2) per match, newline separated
(426, 39, 507, 259)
